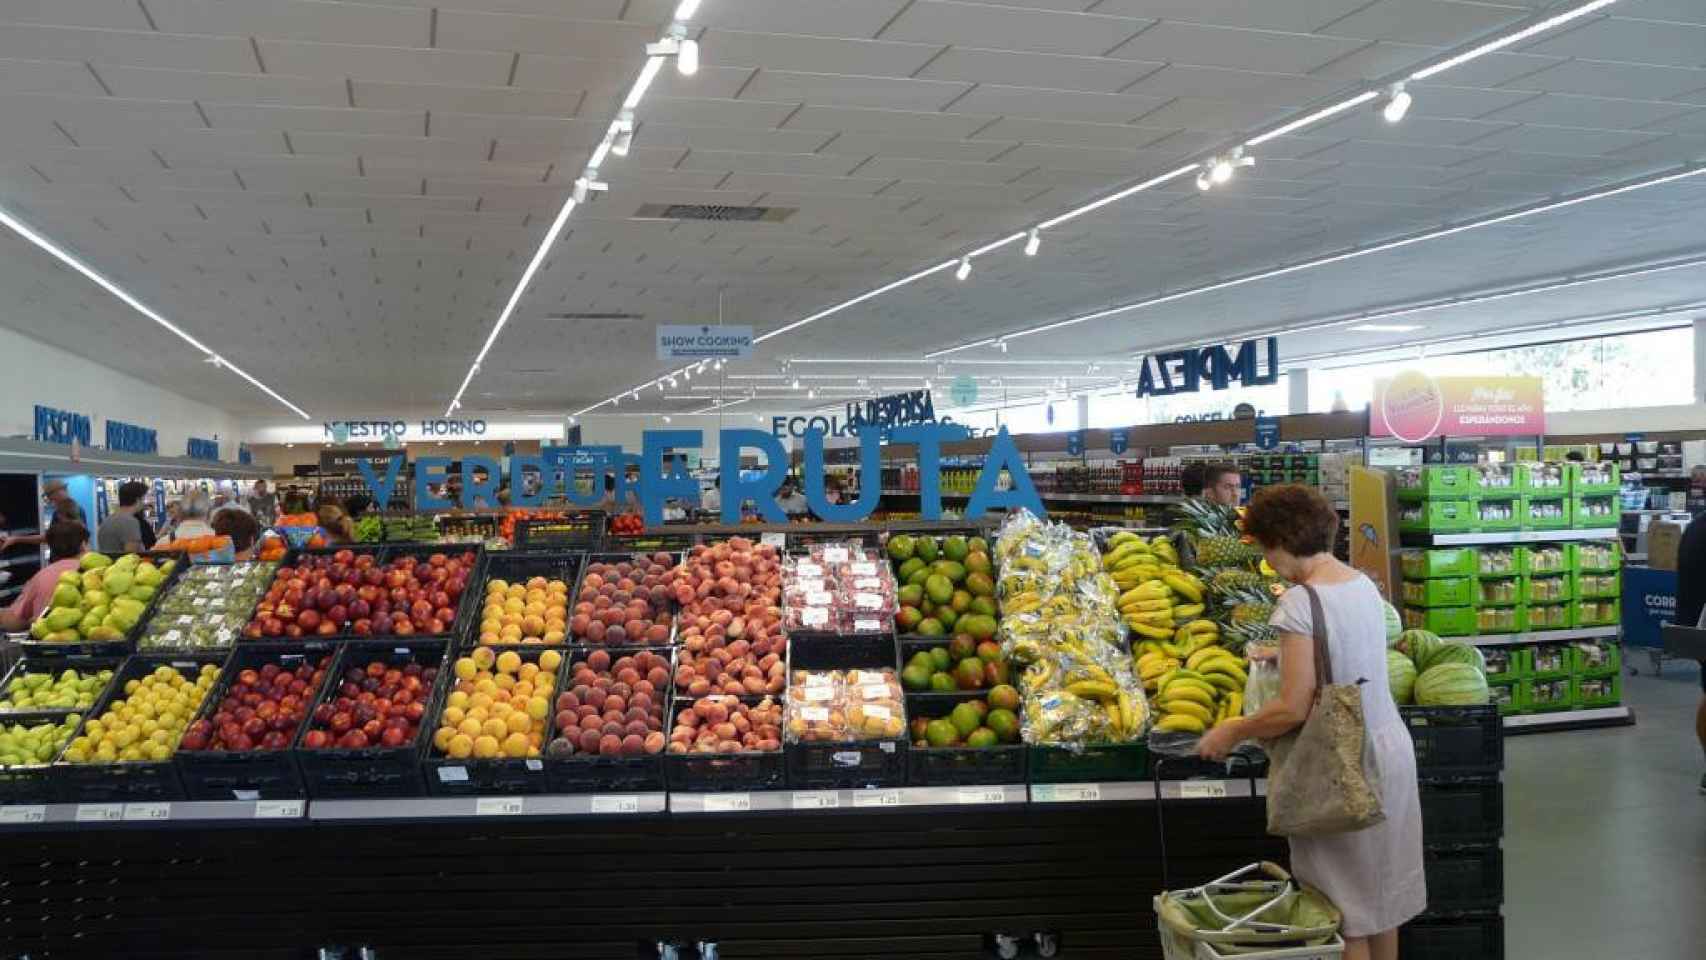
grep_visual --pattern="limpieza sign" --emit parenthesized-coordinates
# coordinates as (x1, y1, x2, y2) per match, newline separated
(1135, 337, 1279, 398)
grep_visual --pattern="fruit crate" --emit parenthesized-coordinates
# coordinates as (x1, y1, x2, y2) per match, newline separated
(1401, 577, 1473, 607)
(294, 639, 450, 799)
(1401, 605, 1475, 637)
(1522, 677, 1573, 713)
(1393, 465, 1473, 500)
(788, 631, 900, 673)
(781, 634, 908, 788)
(1398, 548, 1477, 579)
(566, 550, 682, 647)
(1570, 493, 1620, 529)
(1568, 460, 1620, 494)
(1420, 845, 1504, 917)
(543, 647, 671, 794)
(0, 757, 59, 804)
(1487, 679, 1521, 717)
(1473, 605, 1520, 635)
(1417, 777, 1503, 846)
(22, 557, 186, 658)
(0, 652, 124, 725)
(1470, 576, 1520, 608)
(1482, 647, 1528, 682)
(1029, 741, 1149, 783)
(1518, 493, 1570, 531)
(1517, 545, 1569, 576)
(52, 653, 228, 803)
(1466, 463, 1522, 495)
(174, 641, 339, 800)
(1569, 639, 1620, 676)
(1397, 499, 1473, 533)
(665, 695, 786, 791)
(468, 550, 584, 648)
(1570, 597, 1620, 627)
(1473, 547, 1519, 578)
(1468, 494, 1519, 532)
(1524, 602, 1570, 631)
(1400, 706, 1502, 777)
(603, 531, 698, 553)
(1528, 643, 1570, 679)
(902, 692, 1026, 786)
(1569, 540, 1621, 572)
(1572, 673, 1622, 708)
(250, 544, 484, 645)
(1570, 569, 1620, 599)
(420, 645, 565, 796)
(514, 513, 605, 552)
(1521, 574, 1571, 605)
(1400, 916, 1505, 960)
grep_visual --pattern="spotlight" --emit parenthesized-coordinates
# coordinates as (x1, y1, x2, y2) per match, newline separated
(662, 415, 672, 423)
(677, 38, 698, 75)
(955, 257, 971, 281)
(1382, 83, 1412, 124)
(807, 387, 817, 399)
(1024, 228, 1040, 256)
(791, 378, 801, 390)
(1196, 171, 1212, 191)
(1210, 157, 1234, 184)
(612, 125, 633, 157)
(997, 339, 1008, 353)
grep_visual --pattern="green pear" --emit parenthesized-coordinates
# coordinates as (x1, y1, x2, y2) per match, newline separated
(126, 585, 155, 603)
(112, 553, 138, 570)
(78, 552, 112, 571)
(82, 604, 108, 625)
(57, 571, 82, 589)
(133, 563, 162, 587)
(85, 626, 124, 643)
(77, 611, 102, 636)
(50, 584, 81, 609)
(156, 559, 176, 578)
(101, 569, 134, 597)
(80, 570, 104, 593)
(44, 629, 81, 644)
(80, 589, 110, 612)
(29, 618, 52, 640)
(45, 607, 82, 632)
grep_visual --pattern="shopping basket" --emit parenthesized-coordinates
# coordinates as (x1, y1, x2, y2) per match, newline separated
(1154, 862, 1343, 960)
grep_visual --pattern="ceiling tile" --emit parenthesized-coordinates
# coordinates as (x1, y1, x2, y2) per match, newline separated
(883, 1, 1151, 57)
(205, 103, 428, 137)
(635, 122, 828, 154)
(1619, 0, 1706, 25)
(998, 141, 1164, 175)
(739, 70, 971, 112)
(435, 9, 663, 57)
(969, 115, 1170, 149)
(1466, 124, 1669, 157)
(676, 149, 866, 177)
(428, 111, 602, 145)
(1521, 15, 1706, 70)
(1512, 58, 1706, 102)
(0, 58, 107, 97)
(784, 104, 997, 139)
(947, 84, 1166, 123)
(1109, 21, 1367, 73)
(1482, 91, 1696, 129)
(857, 156, 1036, 185)
(504, 53, 639, 94)
(143, 0, 432, 46)
(1294, 138, 1494, 167)
(818, 132, 1012, 163)
(1643, 107, 1706, 135)
(1406, 82, 1540, 119)
(257, 40, 513, 87)
(1308, 110, 1514, 145)
(1319, 0, 1531, 45)
(102, 66, 351, 107)
(697, 0, 911, 38)
(286, 131, 496, 163)
(1, 0, 152, 28)
(1128, 96, 1276, 131)
(644, 96, 800, 129)
(1428, 49, 1561, 88)
(1125, 64, 1345, 105)
(1308, 39, 1439, 82)
(351, 81, 584, 117)
(701, 29, 941, 78)
(0, 24, 259, 72)
(918, 47, 1162, 94)
(1087, 0, 1370, 33)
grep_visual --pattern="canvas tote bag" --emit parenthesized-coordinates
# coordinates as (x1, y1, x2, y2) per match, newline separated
(1263, 584, 1385, 837)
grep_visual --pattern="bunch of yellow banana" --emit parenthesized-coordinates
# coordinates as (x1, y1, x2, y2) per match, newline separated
(1145, 643, 1249, 735)
(1115, 573, 1207, 639)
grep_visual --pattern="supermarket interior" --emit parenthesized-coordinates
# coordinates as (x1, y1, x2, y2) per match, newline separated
(2, 1, 1706, 958)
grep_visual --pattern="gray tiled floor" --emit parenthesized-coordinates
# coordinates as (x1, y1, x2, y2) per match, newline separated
(1504, 657, 1705, 959)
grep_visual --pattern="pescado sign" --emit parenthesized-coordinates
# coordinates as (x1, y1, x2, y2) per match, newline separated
(355, 425, 1044, 525)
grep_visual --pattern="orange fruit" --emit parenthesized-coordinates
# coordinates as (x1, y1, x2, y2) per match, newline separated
(453, 657, 477, 681)
(538, 650, 563, 672)
(482, 718, 508, 739)
(471, 647, 496, 669)
(472, 735, 500, 759)
(505, 711, 530, 735)
(496, 650, 522, 674)
(457, 718, 483, 739)
(433, 727, 456, 752)
(447, 734, 474, 758)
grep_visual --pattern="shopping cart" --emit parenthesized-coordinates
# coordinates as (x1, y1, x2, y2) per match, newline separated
(1153, 861, 1343, 960)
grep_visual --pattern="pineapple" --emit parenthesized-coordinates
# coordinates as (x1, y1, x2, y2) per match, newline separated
(1223, 619, 1276, 653)
(1223, 586, 1276, 626)
(1175, 499, 1261, 568)
(1210, 568, 1269, 595)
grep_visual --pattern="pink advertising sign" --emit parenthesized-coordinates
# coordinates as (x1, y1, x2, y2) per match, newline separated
(1370, 372, 1545, 442)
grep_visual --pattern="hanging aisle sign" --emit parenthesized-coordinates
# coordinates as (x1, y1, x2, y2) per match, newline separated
(1066, 430, 1085, 456)
(846, 389, 937, 435)
(1253, 416, 1281, 450)
(656, 324, 753, 360)
(1110, 430, 1129, 455)
(186, 438, 221, 461)
(1135, 337, 1279, 398)
(105, 419, 158, 455)
(1370, 372, 1544, 442)
(33, 405, 92, 445)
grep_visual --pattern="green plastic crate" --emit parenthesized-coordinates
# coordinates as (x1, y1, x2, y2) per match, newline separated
(1475, 605, 1522, 635)
(1403, 576, 1474, 607)
(1519, 545, 1571, 576)
(1519, 493, 1571, 530)
(1572, 673, 1622, 708)
(1470, 494, 1521, 531)
(1402, 605, 1476, 637)
(1569, 460, 1620, 494)
(1394, 465, 1473, 500)
(1530, 643, 1571, 678)
(1569, 540, 1622, 573)
(1571, 570, 1620, 599)
(1398, 498, 1474, 532)
(1569, 640, 1621, 677)
(1526, 603, 1571, 632)
(1472, 576, 1522, 607)
(1571, 597, 1620, 627)
(1475, 547, 1520, 577)
(1489, 678, 1523, 716)
(1571, 493, 1621, 529)
(1483, 646, 1529, 681)
(1523, 461, 1570, 495)
(1524, 677, 1574, 712)
(1524, 574, 1573, 604)
(1467, 462, 1524, 494)
(1400, 547, 1478, 578)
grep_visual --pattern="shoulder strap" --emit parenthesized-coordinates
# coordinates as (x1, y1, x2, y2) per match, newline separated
(1299, 583, 1335, 688)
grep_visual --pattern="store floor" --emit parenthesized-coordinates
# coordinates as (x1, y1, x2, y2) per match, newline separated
(1503, 658, 1705, 959)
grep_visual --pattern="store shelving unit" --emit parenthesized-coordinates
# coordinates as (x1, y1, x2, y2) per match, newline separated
(1400, 528, 1620, 545)
(880, 489, 1182, 504)
(1466, 625, 1618, 648)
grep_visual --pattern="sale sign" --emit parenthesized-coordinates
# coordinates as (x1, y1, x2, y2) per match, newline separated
(1371, 372, 1544, 441)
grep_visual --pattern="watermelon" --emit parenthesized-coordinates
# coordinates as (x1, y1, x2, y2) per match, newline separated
(1396, 629, 1441, 667)
(1382, 602, 1403, 647)
(1414, 662, 1490, 706)
(1387, 649, 1418, 705)
(1422, 641, 1485, 674)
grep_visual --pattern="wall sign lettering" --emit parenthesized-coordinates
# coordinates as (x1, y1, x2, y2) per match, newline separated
(1135, 337, 1279, 398)
(33, 405, 92, 446)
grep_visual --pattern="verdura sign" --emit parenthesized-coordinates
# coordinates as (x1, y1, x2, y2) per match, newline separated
(355, 426, 1045, 524)
(1135, 337, 1279, 398)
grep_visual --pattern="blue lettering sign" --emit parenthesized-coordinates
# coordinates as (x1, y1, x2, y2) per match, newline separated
(803, 428, 882, 522)
(186, 437, 221, 461)
(414, 457, 454, 511)
(357, 455, 407, 510)
(718, 430, 787, 525)
(1136, 337, 1278, 399)
(33, 405, 92, 446)
(1254, 416, 1281, 450)
(1110, 429, 1129, 455)
(1066, 430, 1085, 457)
(510, 454, 547, 507)
(966, 428, 1045, 519)
(106, 419, 158, 455)
(642, 431, 703, 524)
(461, 457, 501, 509)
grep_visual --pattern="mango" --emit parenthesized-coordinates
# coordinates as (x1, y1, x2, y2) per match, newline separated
(958, 613, 998, 641)
(916, 538, 939, 563)
(932, 560, 967, 583)
(924, 574, 955, 606)
(80, 571, 104, 593)
(917, 617, 945, 637)
(886, 535, 916, 562)
(942, 535, 969, 562)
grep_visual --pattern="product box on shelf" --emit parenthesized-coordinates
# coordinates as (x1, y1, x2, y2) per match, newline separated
(1487, 679, 1522, 717)
(1398, 499, 1473, 533)
(294, 639, 449, 799)
(52, 653, 227, 803)
(1571, 570, 1620, 599)
(902, 691, 1027, 786)
(1469, 494, 1520, 532)
(1572, 674, 1622, 708)
(1475, 605, 1521, 635)
(1570, 598, 1620, 627)
(420, 645, 563, 796)
(1394, 465, 1473, 500)
(1466, 463, 1522, 495)
(1402, 605, 1476, 637)
(1569, 540, 1622, 572)
(1526, 603, 1570, 631)
(1522, 574, 1572, 605)
(1474, 546, 1519, 578)
(1518, 493, 1570, 531)
(542, 647, 672, 794)
(1529, 643, 1570, 679)
(1570, 493, 1621, 529)
(1403, 577, 1474, 607)
(1569, 460, 1621, 493)
(1518, 545, 1570, 576)
(1569, 639, 1621, 677)
(173, 641, 340, 800)
(1482, 647, 1528, 682)
(1523, 461, 1570, 495)
(1472, 577, 1521, 608)
(1400, 547, 1478, 579)
(1522, 677, 1573, 712)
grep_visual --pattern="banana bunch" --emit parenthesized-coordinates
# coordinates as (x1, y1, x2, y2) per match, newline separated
(1022, 653, 1149, 743)
(1105, 531, 1207, 640)
(1139, 640, 1249, 735)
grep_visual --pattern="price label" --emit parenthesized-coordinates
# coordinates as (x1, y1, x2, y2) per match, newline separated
(821, 547, 850, 563)
(795, 562, 824, 577)
(1180, 780, 1228, 800)
(702, 793, 751, 812)
(957, 787, 1008, 805)
(800, 706, 830, 723)
(804, 590, 832, 606)
(791, 791, 840, 810)
(760, 532, 786, 548)
(853, 789, 901, 808)
(1036, 783, 1101, 803)
(854, 593, 884, 609)
(0, 805, 46, 824)
(852, 577, 883, 591)
(802, 684, 835, 701)
(801, 607, 829, 627)
(123, 802, 171, 822)
(475, 797, 526, 816)
(850, 562, 879, 576)
(863, 704, 892, 721)
(858, 683, 891, 701)
(854, 619, 882, 633)
(75, 803, 123, 822)
(591, 795, 640, 814)
(254, 799, 305, 819)
(436, 766, 470, 783)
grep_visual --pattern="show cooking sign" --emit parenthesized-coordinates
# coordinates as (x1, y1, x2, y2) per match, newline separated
(1371, 373, 1544, 442)
(656, 324, 754, 360)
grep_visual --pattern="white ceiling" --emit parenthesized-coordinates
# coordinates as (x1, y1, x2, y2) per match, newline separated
(0, 0, 1703, 421)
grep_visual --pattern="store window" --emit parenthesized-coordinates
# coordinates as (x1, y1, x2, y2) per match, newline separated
(1086, 380, 1286, 430)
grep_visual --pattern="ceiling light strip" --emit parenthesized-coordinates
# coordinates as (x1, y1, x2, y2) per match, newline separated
(1409, 0, 1619, 81)
(0, 205, 312, 420)
(925, 163, 1705, 359)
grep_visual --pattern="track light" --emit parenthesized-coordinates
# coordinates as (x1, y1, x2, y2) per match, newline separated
(1198, 149, 1253, 191)
(1210, 157, 1234, 184)
(1024, 229, 1040, 257)
(572, 178, 588, 204)
(1382, 83, 1412, 124)
(807, 387, 817, 399)
(955, 257, 971, 281)
(568, 416, 577, 424)
(924, 379, 933, 390)
(791, 378, 801, 390)
(713, 358, 723, 370)
(998, 339, 1008, 353)
(611, 112, 635, 157)
(662, 415, 672, 423)
(677, 38, 698, 75)
(1196, 171, 1212, 191)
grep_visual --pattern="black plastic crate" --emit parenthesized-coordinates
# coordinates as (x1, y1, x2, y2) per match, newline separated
(515, 513, 604, 552)
(903, 692, 1026, 786)
(543, 647, 673, 793)
(786, 735, 906, 789)
(1030, 742, 1149, 783)
(468, 550, 584, 647)
(1421, 844, 1504, 917)
(664, 694, 786, 791)
(0, 652, 124, 724)
(248, 545, 484, 645)
(0, 759, 59, 804)
(1400, 916, 1504, 960)
(420, 645, 560, 796)
(52, 653, 229, 803)
(20, 554, 186, 657)
(1402, 705, 1503, 776)
(604, 531, 698, 552)
(1150, 750, 1267, 782)
(787, 631, 899, 672)
(1419, 777, 1504, 846)
(172, 641, 340, 800)
(293, 639, 448, 798)
(568, 551, 681, 647)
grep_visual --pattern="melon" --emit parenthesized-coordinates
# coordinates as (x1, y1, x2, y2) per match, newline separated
(1396, 629, 1441, 667)
(1422, 641, 1485, 674)
(1414, 662, 1490, 706)
(1387, 649, 1418, 705)
(1382, 602, 1403, 647)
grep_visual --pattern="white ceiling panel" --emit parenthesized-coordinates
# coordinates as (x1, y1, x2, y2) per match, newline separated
(947, 84, 1166, 123)
(505, 53, 641, 94)
(142, 0, 431, 46)
(918, 47, 1162, 94)
(1520, 14, 1706, 70)
(1319, 0, 1531, 45)
(635, 122, 829, 155)
(256, 40, 513, 87)
(785, 104, 997, 139)
(0, 23, 259, 72)
(883, 1, 1151, 57)
(676, 149, 866, 178)
(1406, 82, 1542, 119)
(1620, 0, 1706, 25)
(434, 9, 658, 58)
(1088, 0, 1371, 33)
(740, 71, 971, 112)
(1108, 21, 1367, 73)
(428, 112, 602, 145)
(1483, 91, 1697, 129)
(1516, 58, 1706, 103)
(1, 0, 154, 29)
(1126, 64, 1347, 105)
(1126, 96, 1276, 131)
(102, 66, 350, 107)
(643, 96, 798, 129)
(204, 103, 427, 137)
(0, 58, 107, 97)
(702, 29, 941, 78)
(1467, 124, 1669, 158)
(350, 81, 581, 118)
(696, 0, 910, 39)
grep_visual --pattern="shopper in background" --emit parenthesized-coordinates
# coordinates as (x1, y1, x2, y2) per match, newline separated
(700, 476, 722, 515)
(212, 509, 261, 562)
(343, 495, 372, 521)
(778, 480, 809, 517)
(247, 480, 278, 526)
(95, 480, 149, 554)
(1673, 513, 1706, 795)
(136, 502, 158, 551)
(1201, 463, 1244, 507)
(1197, 484, 1425, 959)
(0, 520, 90, 631)
(0, 479, 85, 555)
(317, 503, 355, 545)
(171, 493, 217, 542)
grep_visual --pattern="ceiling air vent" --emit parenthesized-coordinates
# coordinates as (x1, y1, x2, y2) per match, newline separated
(632, 202, 795, 223)
(543, 312, 644, 321)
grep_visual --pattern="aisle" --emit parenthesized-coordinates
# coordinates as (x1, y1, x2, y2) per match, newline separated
(1503, 663, 1705, 958)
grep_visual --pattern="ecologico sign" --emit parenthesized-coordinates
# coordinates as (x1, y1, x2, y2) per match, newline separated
(355, 426, 1044, 525)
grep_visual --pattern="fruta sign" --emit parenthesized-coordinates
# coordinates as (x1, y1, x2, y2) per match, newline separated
(354, 425, 1045, 525)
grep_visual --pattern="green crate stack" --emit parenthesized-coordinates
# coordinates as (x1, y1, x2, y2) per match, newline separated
(1470, 493, 1520, 532)
(1393, 465, 1473, 500)
(1571, 569, 1620, 599)
(1524, 461, 1571, 495)
(1529, 643, 1571, 679)
(1473, 546, 1523, 635)
(1571, 597, 1620, 627)
(1488, 678, 1523, 716)
(1519, 493, 1571, 530)
(1569, 639, 1621, 677)
(1571, 492, 1621, 529)
(1402, 576, 1474, 607)
(1526, 603, 1572, 631)
(1401, 547, 1478, 578)
(1483, 646, 1529, 683)
(1467, 462, 1523, 494)
(1568, 460, 1620, 494)
(1569, 540, 1622, 573)
(1523, 573, 1573, 605)
(1398, 497, 1474, 533)
(1572, 674, 1622, 708)
(1401, 605, 1477, 637)
(1519, 544, 1571, 576)
(1524, 677, 1575, 712)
